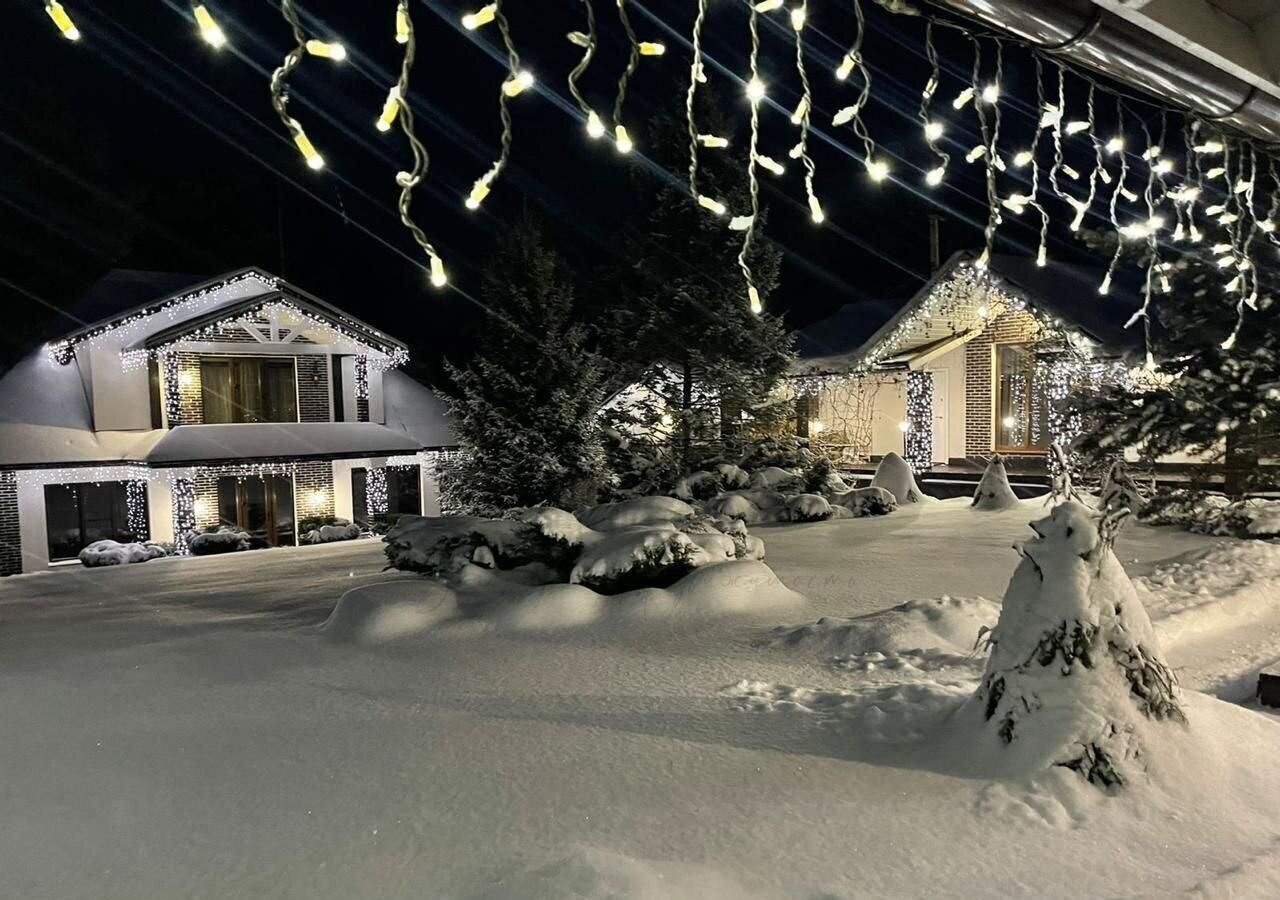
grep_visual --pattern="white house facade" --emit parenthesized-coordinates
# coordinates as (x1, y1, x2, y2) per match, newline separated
(0, 267, 456, 575)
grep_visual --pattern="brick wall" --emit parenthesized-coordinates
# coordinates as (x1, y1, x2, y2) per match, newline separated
(194, 469, 221, 529)
(296, 355, 331, 423)
(294, 461, 336, 520)
(175, 351, 204, 427)
(963, 309, 1045, 458)
(0, 471, 20, 576)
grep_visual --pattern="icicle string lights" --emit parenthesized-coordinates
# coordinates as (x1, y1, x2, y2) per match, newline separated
(567, 0, 602, 139)
(685, 0, 714, 209)
(919, 22, 949, 188)
(269, 0, 344, 171)
(789, 1, 823, 223)
(969, 37, 1001, 269)
(382, 1, 446, 289)
(738, 5, 764, 315)
(464, 0, 525, 208)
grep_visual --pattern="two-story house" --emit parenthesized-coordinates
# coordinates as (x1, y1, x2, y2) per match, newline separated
(0, 267, 456, 575)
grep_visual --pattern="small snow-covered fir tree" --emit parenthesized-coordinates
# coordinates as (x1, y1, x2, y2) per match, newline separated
(971, 454, 1020, 510)
(974, 502, 1184, 790)
(438, 219, 608, 516)
(870, 451, 925, 504)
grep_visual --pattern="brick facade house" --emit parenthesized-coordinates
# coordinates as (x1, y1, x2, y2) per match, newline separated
(0, 268, 456, 576)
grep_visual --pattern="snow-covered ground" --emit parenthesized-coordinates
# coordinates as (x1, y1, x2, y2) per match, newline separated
(2, 501, 1280, 898)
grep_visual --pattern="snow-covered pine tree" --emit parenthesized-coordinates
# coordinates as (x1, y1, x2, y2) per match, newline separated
(438, 219, 608, 516)
(1070, 232, 1280, 498)
(974, 502, 1184, 790)
(592, 91, 795, 473)
(971, 454, 1020, 510)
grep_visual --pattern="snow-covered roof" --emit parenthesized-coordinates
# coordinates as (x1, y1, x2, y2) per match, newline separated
(144, 423, 426, 467)
(381, 370, 456, 449)
(793, 250, 1146, 376)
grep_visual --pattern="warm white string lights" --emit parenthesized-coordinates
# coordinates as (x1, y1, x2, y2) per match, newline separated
(919, 22, 950, 188)
(45, 1, 80, 41)
(611, 0, 664, 154)
(567, 0, 604, 139)
(788, 2, 824, 223)
(738, 5, 765, 315)
(269, 0, 346, 171)
(192, 4, 226, 49)
(463, 1, 526, 209)
(833, 0, 886, 183)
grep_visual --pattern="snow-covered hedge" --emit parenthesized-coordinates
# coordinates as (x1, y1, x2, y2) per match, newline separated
(188, 528, 251, 555)
(300, 519, 361, 544)
(1141, 489, 1280, 539)
(781, 493, 834, 523)
(78, 540, 170, 567)
(830, 486, 897, 518)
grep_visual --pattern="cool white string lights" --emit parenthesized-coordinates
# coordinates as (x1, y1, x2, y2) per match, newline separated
(833, 0, 886, 183)
(788, 2, 824, 223)
(904, 370, 934, 473)
(739, 4, 765, 315)
(919, 22, 950, 188)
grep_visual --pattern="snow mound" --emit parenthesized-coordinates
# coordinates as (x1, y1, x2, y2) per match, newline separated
(760, 595, 999, 659)
(569, 525, 709, 594)
(576, 496, 695, 531)
(321, 581, 457, 644)
(1246, 500, 1280, 537)
(870, 452, 927, 504)
(781, 493, 832, 522)
(830, 485, 897, 517)
(511, 506, 600, 549)
(971, 455, 1020, 510)
(188, 528, 249, 555)
(77, 540, 168, 567)
(714, 463, 750, 489)
(301, 522, 360, 544)
(703, 492, 762, 523)
(747, 466, 802, 491)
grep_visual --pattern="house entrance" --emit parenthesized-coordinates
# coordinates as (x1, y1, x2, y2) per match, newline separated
(217, 474, 296, 547)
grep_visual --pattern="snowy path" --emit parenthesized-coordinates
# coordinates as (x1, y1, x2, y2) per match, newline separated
(2, 508, 1280, 899)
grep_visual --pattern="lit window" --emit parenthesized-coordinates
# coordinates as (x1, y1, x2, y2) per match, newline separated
(995, 344, 1049, 451)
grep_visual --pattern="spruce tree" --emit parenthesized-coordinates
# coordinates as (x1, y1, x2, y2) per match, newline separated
(593, 93, 795, 475)
(438, 219, 608, 516)
(1071, 232, 1280, 497)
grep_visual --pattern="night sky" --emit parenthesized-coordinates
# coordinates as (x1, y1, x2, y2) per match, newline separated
(2, 1, 1115, 376)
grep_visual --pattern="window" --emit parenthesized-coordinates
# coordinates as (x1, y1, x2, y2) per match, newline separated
(995, 344, 1049, 452)
(216, 474, 295, 547)
(352, 466, 421, 523)
(44, 482, 143, 561)
(200, 357, 298, 424)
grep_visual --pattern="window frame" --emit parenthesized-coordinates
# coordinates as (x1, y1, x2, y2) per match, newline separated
(43, 481, 143, 561)
(993, 342, 1050, 454)
(199, 355, 300, 425)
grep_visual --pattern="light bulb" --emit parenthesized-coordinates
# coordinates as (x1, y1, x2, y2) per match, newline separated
(466, 173, 493, 209)
(790, 7, 806, 30)
(924, 121, 944, 141)
(615, 124, 633, 154)
(1002, 416, 1018, 429)
(1105, 136, 1125, 154)
(396, 5, 411, 44)
(1217, 255, 1235, 268)
(749, 286, 763, 315)
(866, 159, 889, 181)
(952, 87, 974, 109)
(1119, 186, 1139, 202)
(293, 129, 325, 170)
(638, 42, 665, 56)
(1260, 220, 1277, 233)
(1013, 150, 1033, 167)
(567, 31, 590, 47)
(1064, 120, 1090, 134)
(462, 4, 497, 29)
(429, 255, 447, 288)
(980, 83, 999, 104)
(1234, 179, 1253, 194)
(1099, 273, 1112, 295)
(808, 195, 825, 223)
(1211, 242, 1232, 254)
(1147, 214, 1165, 230)
(1206, 166, 1225, 179)
(925, 165, 945, 186)
(194, 5, 226, 48)
(788, 143, 803, 159)
(836, 54, 856, 80)
(898, 420, 910, 433)
(832, 106, 857, 126)
(1194, 140, 1224, 154)
(975, 250, 989, 271)
(965, 145, 986, 163)
(502, 70, 534, 97)
(1061, 164, 1080, 180)
(585, 111, 605, 139)
(1218, 212, 1239, 225)
(746, 77, 766, 103)
(1038, 104, 1061, 128)
(1036, 245, 1048, 267)
(1153, 158, 1174, 175)
(1221, 333, 1236, 350)
(755, 155, 785, 176)
(696, 195, 727, 216)
(305, 40, 346, 61)
(754, 0, 784, 9)
(791, 97, 809, 125)
(1188, 225, 1203, 243)
(697, 134, 729, 149)
(45, 2, 80, 40)
(729, 215, 754, 231)
(376, 87, 401, 132)
(1205, 204, 1225, 215)
(1173, 223, 1185, 242)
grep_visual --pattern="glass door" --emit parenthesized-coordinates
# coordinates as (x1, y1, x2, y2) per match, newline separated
(216, 474, 296, 546)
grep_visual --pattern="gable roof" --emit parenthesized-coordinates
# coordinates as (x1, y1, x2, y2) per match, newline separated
(793, 250, 1146, 376)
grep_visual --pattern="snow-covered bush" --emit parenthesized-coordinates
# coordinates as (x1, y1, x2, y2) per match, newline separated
(971, 455, 1020, 510)
(300, 519, 361, 544)
(676, 513, 764, 561)
(737, 434, 812, 471)
(714, 463, 750, 489)
(748, 466, 804, 492)
(1140, 489, 1280, 538)
(870, 452, 927, 504)
(383, 515, 535, 575)
(781, 493, 834, 522)
(78, 540, 169, 567)
(674, 470, 725, 502)
(569, 525, 708, 595)
(703, 492, 763, 524)
(829, 486, 897, 517)
(972, 502, 1184, 790)
(576, 496, 696, 531)
(188, 527, 251, 556)
(801, 456, 848, 495)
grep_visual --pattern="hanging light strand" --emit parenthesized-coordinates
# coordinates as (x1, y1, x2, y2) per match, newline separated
(383, 1, 445, 288)
(970, 37, 1001, 269)
(1024, 55, 1051, 265)
(919, 21, 950, 187)
(465, 1, 524, 209)
(686, 0, 711, 200)
(269, 0, 334, 171)
(567, 0, 602, 138)
(1047, 61, 1072, 203)
(1264, 158, 1280, 248)
(1070, 83, 1103, 232)
(612, 0, 641, 151)
(790, 2, 823, 222)
(835, 0, 882, 180)
(1100, 100, 1130, 294)
(738, 5, 764, 314)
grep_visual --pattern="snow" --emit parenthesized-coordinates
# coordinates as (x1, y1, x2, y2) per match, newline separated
(576, 496, 696, 531)
(145, 421, 424, 465)
(972, 454, 1021, 510)
(187, 527, 249, 554)
(869, 450, 927, 504)
(781, 492, 833, 522)
(4, 502, 1280, 898)
(77, 539, 168, 567)
(747, 465, 802, 490)
(301, 522, 360, 544)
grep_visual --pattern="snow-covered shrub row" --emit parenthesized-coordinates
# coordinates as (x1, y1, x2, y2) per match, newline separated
(188, 527, 251, 555)
(1141, 489, 1280, 539)
(384, 497, 765, 595)
(300, 519, 361, 544)
(78, 540, 171, 567)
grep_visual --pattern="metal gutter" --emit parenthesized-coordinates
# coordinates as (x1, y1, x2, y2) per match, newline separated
(925, 0, 1280, 144)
